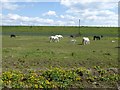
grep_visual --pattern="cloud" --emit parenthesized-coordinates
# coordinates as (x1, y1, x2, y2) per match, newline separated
(1, 12, 118, 26)
(1, 13, 77, 26)
(56, 20, 65, 26)
(1, 0, 9, 2)
(2, 13, 55, 26)
(2, 2, 20, 10)
(1, 1, 33, 11)
(56, 20, 76, 26)
(97, 2, 118, 10)
(1, 1, 118, 26)
(7, 13, 21, 20)
(43, 10, 57, 17)
(60, 0, 118, 26)
(1, 0, 60, 2)
(60, 14, 76, 20)
(81, 9, 118, 26)
(0, 14, 2, 18)
(60, 0, 119, 7)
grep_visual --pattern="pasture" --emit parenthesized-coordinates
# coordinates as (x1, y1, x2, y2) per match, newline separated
(2, 26, 119, 72)
(1, 26, 119, 88)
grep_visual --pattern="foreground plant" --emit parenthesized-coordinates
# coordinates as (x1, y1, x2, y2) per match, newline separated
(1, 66, 119, 89)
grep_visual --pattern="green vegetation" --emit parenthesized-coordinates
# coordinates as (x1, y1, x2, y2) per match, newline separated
(2, 26, 118, 36)
(1, 67, 119, 88)
(2, 36, 118, 71)
(2, 26, 119, 88)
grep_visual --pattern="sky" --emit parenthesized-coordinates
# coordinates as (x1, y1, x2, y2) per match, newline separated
(1, 0, 119, 27)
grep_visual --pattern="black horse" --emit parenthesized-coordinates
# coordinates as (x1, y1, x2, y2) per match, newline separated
(70, 35, 74, 38)
(93, 35, 103, 40)
(10, 34, 16, 38)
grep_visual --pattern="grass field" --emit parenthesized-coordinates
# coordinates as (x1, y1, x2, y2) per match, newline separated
(2, 26, 119, 72)
(1, 26, 119, 88)
(2, 26, 118, 36)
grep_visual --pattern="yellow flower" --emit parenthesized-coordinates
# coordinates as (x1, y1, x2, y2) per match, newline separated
(39, 85, 43, 88)
(45, 80, 50, 84)
(34, 84, 38, 88)
(8, 80, 11, 83)
(0, 79, 3, 83)
(76, 77, 81, 81)
(19, 82, 23, 85)
(52, 84, 57, 88)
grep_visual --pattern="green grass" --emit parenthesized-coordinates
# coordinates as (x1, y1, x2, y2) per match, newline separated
(2, 34, 118, 72)
(2, 26, 118, 36)
(1, 26, 119, 88)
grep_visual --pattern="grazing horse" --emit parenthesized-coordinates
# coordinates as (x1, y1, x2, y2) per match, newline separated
(70, 35, 74, 38)
(70, 39, 76, 44)
(93, 35, 103, 40)
(55, 35, 63, 39)
(10, 34, 16, 38)
(49, 36, 59, 42)
(82, 37, 90, 45)
(70, 33, 81, 38)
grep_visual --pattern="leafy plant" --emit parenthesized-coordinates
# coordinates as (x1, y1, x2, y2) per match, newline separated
(1, 67, 119, 88)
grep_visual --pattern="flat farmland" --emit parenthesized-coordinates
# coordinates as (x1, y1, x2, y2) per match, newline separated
(2, 26, 119, 72)
(1, 26, 119, 88)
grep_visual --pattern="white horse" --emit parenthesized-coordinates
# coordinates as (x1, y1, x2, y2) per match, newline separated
(71, 39, 76, 44)
(55, 35, 63, 39)
(82, 37, 90, 45)
(49, 36, 59, 42)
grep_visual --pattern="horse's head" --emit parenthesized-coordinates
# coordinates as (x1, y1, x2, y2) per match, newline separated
(101, 35, 103, 38)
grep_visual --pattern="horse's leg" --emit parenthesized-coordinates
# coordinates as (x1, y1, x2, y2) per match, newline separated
(98, 37, 100, 40)
(50, 38, 52, 42)
(84, 41, 86, 45)
(85, 41, 87, 45)
(82, 39, 84, 45)
(88, 41, 90, 44)
(53, 38, 55, 42)
(56, 38, 59, 42)
(54, 38, 57, 42)
(94, 37, 96, 40)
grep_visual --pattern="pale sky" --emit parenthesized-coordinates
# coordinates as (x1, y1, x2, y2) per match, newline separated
(1, 0, 119, 26)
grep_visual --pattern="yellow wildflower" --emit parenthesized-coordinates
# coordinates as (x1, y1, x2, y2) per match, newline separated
(34, 84, 38, 88)
(39, 85, 43, 88)
(45, 80, 50, 84)
(76, 77, 81, 81)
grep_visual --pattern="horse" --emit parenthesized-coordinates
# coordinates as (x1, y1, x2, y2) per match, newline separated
(70, 39, 76, 44)
(82, 37, 90, 45)
(10, 34, 16, 38)
(93, 35, 103, 40)
(70, 33, 81, 38)
(49, 36, 59, 42)
(70, 35, 74, 38)
(55, 35, 63, 39)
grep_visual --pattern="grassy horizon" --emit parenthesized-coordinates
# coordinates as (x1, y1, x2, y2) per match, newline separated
(2, 26, 118, 37)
